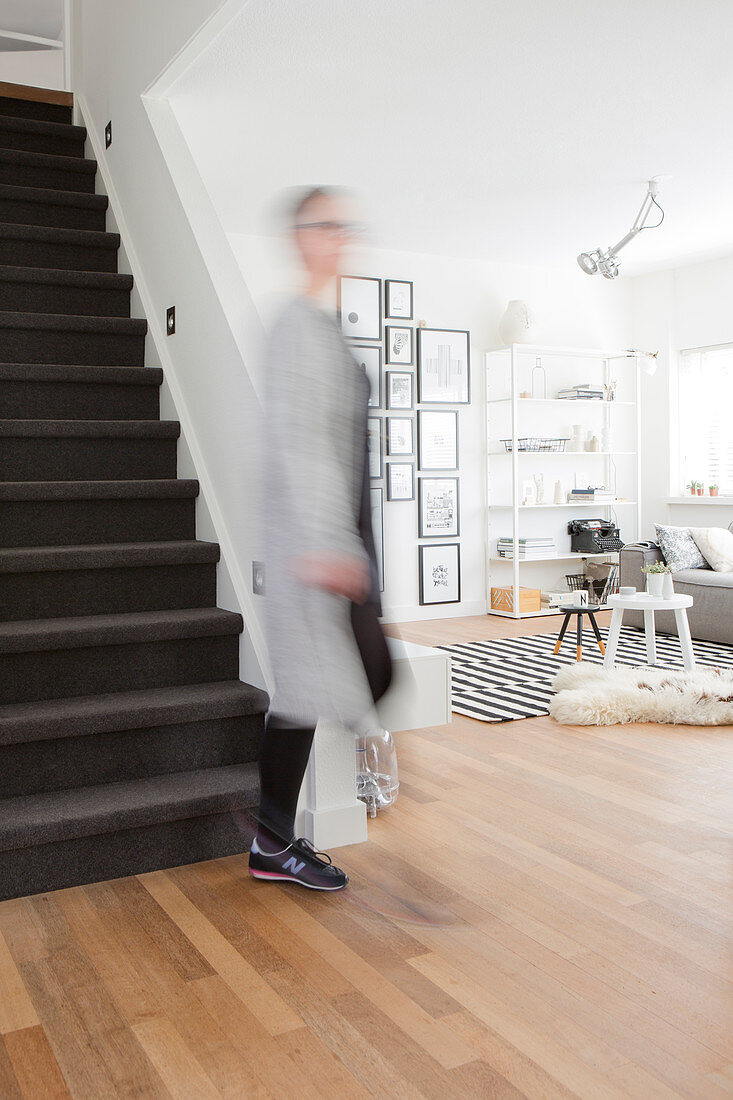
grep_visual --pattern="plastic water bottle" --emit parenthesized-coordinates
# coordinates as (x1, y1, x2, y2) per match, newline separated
(355, 729, 399, 818)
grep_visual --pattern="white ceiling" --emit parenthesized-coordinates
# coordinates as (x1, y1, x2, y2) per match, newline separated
(170, 0, 733, 275)
(0, 0, 63, 41)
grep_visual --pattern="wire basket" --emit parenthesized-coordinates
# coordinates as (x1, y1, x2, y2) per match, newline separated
(566, 574, 592, 592)
(501, 437, 569, 452)
(566, 573, 619, 605)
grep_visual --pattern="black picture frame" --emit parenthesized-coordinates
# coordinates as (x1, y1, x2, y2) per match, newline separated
(419, 543, 461, 605)
(385, 279, 413, 320)
(338, 276, 382, 341)
(387, 416, 414, 456)
(417, 327, 471, 404)
(370, 487, 385, 592)
(352, 344, 382, 407)
(419, 477, 460, 537)
(387, 462, 415, 501)
(386, 371, 414, 410)
(367, 416, 383, 479)
(418, 410, 459, 470)
(385, 325, 414, 366)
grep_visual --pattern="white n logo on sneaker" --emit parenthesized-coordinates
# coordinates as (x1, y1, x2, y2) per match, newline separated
(282, 856, 306, 875)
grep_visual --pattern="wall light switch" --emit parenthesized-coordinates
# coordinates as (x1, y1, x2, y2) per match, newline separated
(166, 306, 175, 335)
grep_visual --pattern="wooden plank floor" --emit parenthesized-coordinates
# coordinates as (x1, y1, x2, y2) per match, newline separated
(1, 613, 732, 1099)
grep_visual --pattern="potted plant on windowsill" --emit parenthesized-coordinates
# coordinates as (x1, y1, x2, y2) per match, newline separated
(709, 483, 719, 497)
(642, 560, 670, 597)
(696, 480, 704, 496)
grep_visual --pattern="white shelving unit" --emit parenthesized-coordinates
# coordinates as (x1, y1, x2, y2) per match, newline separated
(485, 344, 643, 618)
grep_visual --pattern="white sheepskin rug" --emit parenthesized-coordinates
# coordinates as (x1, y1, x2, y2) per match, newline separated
(549, 663, 733, 726)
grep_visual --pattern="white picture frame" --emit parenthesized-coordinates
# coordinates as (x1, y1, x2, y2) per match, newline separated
(419, 477, 459, 537)
(387, 416, 414, 456)
(367, 417, 382, 479)
(386, 371, 414, 410)
(387, 462, 415, 501)
(339, 276, 381, 340)
(418, 410, 458, 470)
(417, 328, 470, 404)
(419, 543, 461, 605)
(352, 344, 382, 407)
(385, 325, 414, 366)
(385, 279, 413, 320)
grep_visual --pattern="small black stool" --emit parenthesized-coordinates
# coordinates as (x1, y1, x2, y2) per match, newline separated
(553, 605, 606, 661)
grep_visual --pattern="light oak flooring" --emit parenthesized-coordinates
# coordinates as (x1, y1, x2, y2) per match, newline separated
(1, 613, 732, 1099)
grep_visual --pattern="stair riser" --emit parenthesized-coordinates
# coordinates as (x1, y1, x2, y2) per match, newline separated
(0, 437, 177, 480)
(0, 159, 95, 193)
(0, 280, 131, 317)
(1, 715, 262, 798)
(0, 130, 85, 159)
(1, 562, 217, 621)
(0, 497, 196, 547)
(0, 810, 254, 902)
(0, 237, 116, 272)
(2, 380, 159, 420)
(0, 328, 145, 365)
(0, 196, 106, 232)
(0, 634, 240, 705)
(0, 97, 72, 125)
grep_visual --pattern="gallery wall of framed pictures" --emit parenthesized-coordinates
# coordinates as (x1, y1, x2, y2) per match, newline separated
(340, 273, 470, 607)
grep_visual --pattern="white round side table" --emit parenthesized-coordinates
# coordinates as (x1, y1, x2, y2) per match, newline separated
(604, 593, 695, 670)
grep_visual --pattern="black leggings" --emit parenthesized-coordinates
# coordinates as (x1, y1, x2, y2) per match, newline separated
(256, 713, 316, 847)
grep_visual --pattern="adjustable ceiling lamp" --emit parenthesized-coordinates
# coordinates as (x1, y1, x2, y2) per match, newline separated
(577, 178, 666, 280)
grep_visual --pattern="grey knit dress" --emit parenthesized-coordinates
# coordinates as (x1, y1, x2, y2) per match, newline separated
(263, 296, 381, 729)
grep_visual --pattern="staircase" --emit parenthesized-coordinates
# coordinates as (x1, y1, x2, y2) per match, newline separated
(0, 85, 267, 902)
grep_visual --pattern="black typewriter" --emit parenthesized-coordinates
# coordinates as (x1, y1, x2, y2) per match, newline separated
(568, 518, 624, 553)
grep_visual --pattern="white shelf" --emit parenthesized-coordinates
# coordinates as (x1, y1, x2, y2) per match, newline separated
(490, 551, 617, 563)
(488, 608, 564, 619)
(487, 344, 628, 359)
(489, 501, 636, 509)
(489, 450, 636, 457)
(487, 397, 633, 406)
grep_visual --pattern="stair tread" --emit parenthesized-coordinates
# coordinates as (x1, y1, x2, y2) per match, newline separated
(0, 113, 86, 142)
(0, 363, 160, 383)
(0, 762, 259, 853)
(0, 147, 97, 174)
(0, 478, 197, 500)
(0, 266, 132, 289)
(0, 680, 269, 744)
(0, 311, 145, 333)
(0, 182, 107, 210)
(0, 606, 244, 654)
(0, 221, 118, 247)
(0, 539, 220, 573)
(0, 418, 178, 437)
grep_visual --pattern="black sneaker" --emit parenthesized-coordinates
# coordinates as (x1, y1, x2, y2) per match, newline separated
(249, 836, 349, 891)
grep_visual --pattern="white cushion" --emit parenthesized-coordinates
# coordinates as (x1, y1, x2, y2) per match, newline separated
(689, 527, 733, 572)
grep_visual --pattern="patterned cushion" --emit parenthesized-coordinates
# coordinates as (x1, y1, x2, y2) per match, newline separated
(689, 527, 733, 572)
(655, 524, 709, 572)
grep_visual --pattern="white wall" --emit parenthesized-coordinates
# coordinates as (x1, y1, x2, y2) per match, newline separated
(630, 255, 733, 537)
(229, 232, 633, 621)
(71, 0, 269, 689)
(0, 47, 63, 89)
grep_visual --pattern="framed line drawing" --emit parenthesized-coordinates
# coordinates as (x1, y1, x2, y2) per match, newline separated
(417, 327, 470, 404)
(386, 371, 414, 410)
(419, 542, 461, 605)
(387, 416, 414, 456)
(367, 417, 383, 479)
(418, 410, 458, 470)
(352, 344, 382, 407)
(387, 462, 415, 501)
(385, 279, 413, 320)
(419, 477, 460, 537)
(339, 276, 381, 340)
(385, 325, 413, 366)
(370, 487, 385, 592)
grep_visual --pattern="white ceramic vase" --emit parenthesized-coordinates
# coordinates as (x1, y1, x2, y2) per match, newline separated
(569, 425, 588, 452)
(498, 300, 537, 345)
(662, 571, 675, 599)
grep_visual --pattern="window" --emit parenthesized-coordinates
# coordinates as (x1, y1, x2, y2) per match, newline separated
(678, 346, 733, 494)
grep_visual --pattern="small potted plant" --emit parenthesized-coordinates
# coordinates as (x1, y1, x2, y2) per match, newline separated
(642, 560, 670, 597)
(709, 483, 719, 497)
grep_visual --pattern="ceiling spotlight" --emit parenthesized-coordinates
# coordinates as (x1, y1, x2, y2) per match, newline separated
(577, 178, 666, 280)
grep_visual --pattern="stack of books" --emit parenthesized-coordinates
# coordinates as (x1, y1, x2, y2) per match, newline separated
(497, 537, 557, 559)
(568, 488, 616, 502)
(557, 383, 604, 400)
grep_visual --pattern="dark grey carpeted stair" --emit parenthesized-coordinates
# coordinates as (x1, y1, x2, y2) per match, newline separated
(0, 84, 266, 901)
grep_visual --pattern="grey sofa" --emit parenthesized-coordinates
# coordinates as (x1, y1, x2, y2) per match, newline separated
(619, 521, 733, 645)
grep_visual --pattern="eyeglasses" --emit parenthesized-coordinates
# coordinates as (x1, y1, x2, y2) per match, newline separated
(293, 221, 365, 237)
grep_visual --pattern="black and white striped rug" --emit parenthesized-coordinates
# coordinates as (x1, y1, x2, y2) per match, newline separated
(437, 627, 733, 723)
